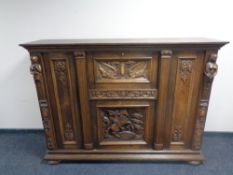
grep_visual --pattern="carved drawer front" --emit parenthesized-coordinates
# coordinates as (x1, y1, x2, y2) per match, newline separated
(88, 51, 158, 89)
(94, 101, 155, 149)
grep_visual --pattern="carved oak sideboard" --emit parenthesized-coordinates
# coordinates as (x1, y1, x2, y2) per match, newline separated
(20, 38, 228, 165)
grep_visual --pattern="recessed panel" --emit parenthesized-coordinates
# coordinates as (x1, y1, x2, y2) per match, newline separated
(47, 52, 80, 148)
(94, 59, 151, 83)
(100, 107, 145, 141)
(95, 102, 154, 148)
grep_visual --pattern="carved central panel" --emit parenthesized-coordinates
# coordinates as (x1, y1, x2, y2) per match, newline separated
(95, 60, 150, 82)
(100, 108, 145, 141)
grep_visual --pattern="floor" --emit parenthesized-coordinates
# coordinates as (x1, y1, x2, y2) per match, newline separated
(0, 130, 232, 175)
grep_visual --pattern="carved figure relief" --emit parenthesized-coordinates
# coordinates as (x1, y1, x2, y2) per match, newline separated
(193, 52, 218, 150)
(100, 108, 145, 140)
(30, 56, 42, 81)
(95, 60, 149, 82)
(179, 59, 193, 82)
(205, 53, 218, 79)
(30, 55, 57, 149)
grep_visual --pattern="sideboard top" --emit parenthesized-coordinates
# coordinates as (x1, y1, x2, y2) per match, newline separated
(20, 38, 229, 49)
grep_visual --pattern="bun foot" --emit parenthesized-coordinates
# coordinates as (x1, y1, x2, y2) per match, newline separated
(188, 160, 202, 165)
(48, 160, 60, 165)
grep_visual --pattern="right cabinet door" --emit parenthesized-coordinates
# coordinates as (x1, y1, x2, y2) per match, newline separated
(166, 50, 204, 149)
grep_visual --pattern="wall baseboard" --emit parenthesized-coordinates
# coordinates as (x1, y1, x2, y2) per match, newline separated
(0, 129, 43, 134)
(0, 129, 232, 135)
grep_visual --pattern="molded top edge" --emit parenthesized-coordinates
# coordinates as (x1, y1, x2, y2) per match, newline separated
(20, 38, 229, 48)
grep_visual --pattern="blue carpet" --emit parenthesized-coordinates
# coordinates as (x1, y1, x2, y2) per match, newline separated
(0, 130, 232, 175)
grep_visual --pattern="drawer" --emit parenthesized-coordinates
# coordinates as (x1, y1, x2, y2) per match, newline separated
(87, 51, 158, 89)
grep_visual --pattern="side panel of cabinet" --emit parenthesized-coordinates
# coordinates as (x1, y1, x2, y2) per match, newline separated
(166, 51, 204, 149)
(43, 52, 82, 149)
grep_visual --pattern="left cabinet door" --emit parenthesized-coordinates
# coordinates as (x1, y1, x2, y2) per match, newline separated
(42, 52, 82, 149)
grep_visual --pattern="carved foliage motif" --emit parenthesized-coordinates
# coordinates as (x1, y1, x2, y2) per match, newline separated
(30, 56, 42, 81)
(179, 59, 193, 82)
(39, 100, 56, 149)
(54, 60, 67, 85)
(172, 126, 183, 142)
(101, 108, 145, 140)
(96, 60, 149, 81)
(64, 122, 75, 141)
(89, 89, 157, 99)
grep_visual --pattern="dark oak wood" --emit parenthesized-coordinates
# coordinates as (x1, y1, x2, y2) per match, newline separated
(20, 38, 228, 164)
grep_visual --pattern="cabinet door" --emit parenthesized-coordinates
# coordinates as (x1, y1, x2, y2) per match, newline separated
(43, 52, 82, 149)
(93, 101, 155, 149)
(87, 50, 158, 149)
(165, 51, 204, 149)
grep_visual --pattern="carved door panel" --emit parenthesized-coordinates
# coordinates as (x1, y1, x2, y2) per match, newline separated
(87, 51, 158, 149)
(43, 52, 82, 149)
(91, 100, 155, 149)
(166, 51, 204, 149)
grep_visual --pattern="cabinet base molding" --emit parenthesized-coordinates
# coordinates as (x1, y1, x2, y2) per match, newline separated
(44, 151, 204, 164)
